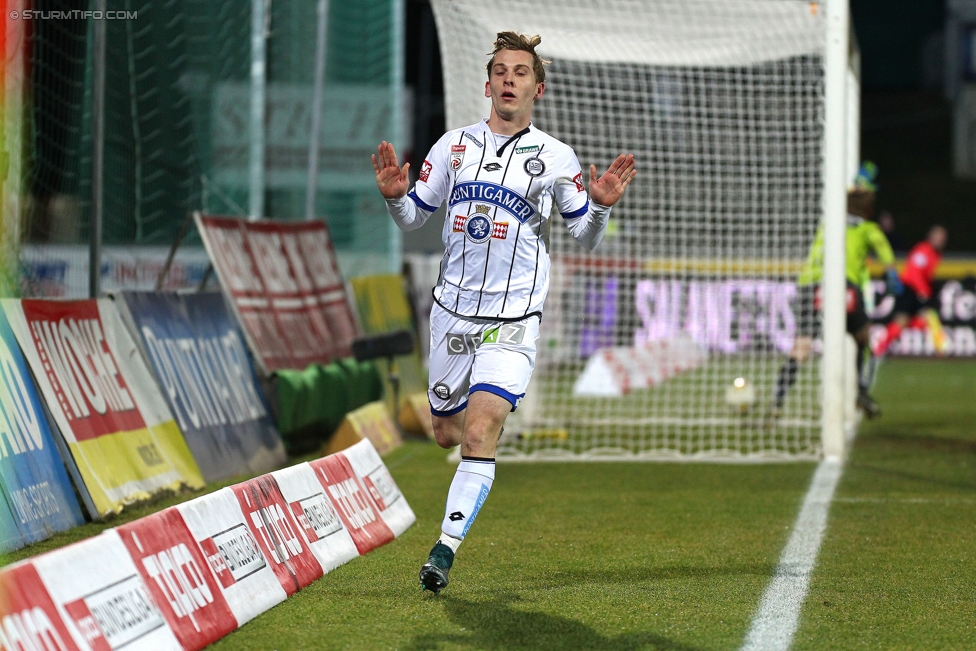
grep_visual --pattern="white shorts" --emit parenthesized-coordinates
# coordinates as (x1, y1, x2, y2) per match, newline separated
(427, 302, 540, 417)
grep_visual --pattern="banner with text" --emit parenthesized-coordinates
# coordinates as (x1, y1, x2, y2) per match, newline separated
(119, 292, 287, 483)
(0, 309, 84, 552)
(559, 272, 976, 359)
(20, 244, 212, 299)
(0, 440, 413, 650)
(195, 214, 360, 374)
(2, 298, 205, 517)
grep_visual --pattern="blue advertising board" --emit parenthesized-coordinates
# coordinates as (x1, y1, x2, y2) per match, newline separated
(0, 307, 85, 552)
(118, 292, 287, 482)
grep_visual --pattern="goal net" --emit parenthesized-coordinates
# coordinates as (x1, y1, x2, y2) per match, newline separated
(431, 0, 855, 460)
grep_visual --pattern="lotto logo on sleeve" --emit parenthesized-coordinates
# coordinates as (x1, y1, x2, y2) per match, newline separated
(419, 160, 432, 183)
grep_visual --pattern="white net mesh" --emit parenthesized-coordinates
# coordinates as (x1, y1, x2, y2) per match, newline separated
(431, 0, 834, 460)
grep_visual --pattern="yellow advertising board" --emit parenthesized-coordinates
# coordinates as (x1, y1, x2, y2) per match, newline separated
(349, 274, 427, 418)
(2, 299, 204, 516)
(323, 401, 402, 457)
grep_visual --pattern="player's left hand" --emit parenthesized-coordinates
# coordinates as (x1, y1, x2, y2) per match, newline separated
(588, 153, 636, 207)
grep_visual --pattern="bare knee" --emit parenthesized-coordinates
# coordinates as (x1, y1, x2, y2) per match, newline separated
(460, 391, 512, 457)
(461, 425, 494, 454)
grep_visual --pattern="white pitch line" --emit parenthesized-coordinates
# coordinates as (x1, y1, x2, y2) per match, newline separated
(740, 457, 844, 651)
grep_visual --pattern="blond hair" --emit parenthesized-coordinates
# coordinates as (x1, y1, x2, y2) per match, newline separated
(486, 31, 550, 83)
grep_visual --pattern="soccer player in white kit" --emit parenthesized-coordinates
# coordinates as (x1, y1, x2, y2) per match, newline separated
(372, 31, 636, 594)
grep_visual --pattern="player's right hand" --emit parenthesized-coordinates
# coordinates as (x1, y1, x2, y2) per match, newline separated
(372, 141, 410, 200)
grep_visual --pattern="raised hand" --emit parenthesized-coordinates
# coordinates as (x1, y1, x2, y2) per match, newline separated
(588, 153, 636, 207)
(372, 141, 411, 199)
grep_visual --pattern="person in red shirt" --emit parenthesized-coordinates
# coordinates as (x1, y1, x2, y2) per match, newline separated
(872, 225, 948, 357)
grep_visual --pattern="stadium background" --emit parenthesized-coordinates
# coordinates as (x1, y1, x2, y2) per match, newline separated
(0, 1, 975, 649)
(4, 0, 976, 356)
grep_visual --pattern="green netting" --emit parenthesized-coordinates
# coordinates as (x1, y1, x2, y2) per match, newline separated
(16, 0, 401, 296)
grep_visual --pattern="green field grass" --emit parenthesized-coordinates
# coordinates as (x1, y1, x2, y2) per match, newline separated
(505, 355, 822, 459)
(4, 358, 974, 650)
(794, 359, 976, 650)
(211, 445, 814, 650)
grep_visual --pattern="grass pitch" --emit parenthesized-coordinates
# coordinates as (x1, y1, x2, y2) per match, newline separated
(4, 358, 974, 650)
(212, 358, 975, 650)
(211, 446, 814, 650)
(793, 359, 976, 650)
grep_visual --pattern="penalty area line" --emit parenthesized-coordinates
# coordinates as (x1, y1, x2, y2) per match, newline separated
(740, 457, 844, 651)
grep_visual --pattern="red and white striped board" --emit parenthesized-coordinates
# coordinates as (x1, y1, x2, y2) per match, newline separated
(0, 440, 413, 651)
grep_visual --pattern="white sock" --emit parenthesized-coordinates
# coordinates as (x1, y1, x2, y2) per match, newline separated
(440, 457, 495, 542)
(437, 534, 462, 553)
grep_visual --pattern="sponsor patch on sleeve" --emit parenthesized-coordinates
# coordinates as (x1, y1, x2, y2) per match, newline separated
(573, 172, 585, 192)
(419, 159, 432, 183)
(450, 145, 466, 171)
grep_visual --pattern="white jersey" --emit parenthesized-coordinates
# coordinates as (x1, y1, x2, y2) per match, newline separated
(390, 119, 610, 321)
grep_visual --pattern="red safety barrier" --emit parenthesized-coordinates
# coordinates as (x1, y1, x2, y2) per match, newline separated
(0, 439, 414, 651)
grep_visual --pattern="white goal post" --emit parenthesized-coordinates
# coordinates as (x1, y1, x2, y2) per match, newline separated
(430, 0, 858, 461)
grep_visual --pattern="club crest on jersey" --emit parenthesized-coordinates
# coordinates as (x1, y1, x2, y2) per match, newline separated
(450, 144, 466, 171)
(454, 208, 507, 241)
(524, 157, 545, 177)
(464, 213, 494, 244)
(420, 160, 432, 183)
